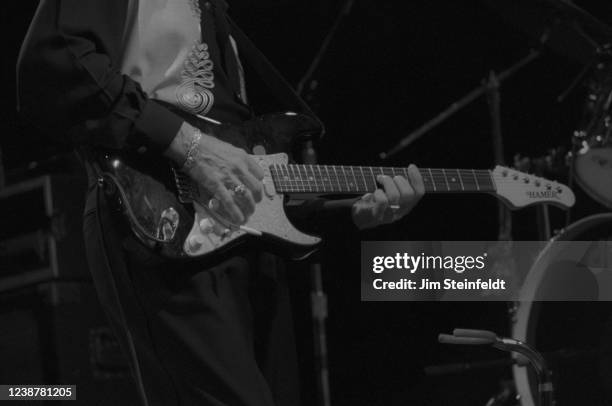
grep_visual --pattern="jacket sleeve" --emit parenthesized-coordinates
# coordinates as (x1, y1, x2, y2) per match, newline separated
(16, 0, 182, 153)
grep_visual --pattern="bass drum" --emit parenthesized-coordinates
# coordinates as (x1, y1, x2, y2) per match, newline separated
(512, 213, 612, 406)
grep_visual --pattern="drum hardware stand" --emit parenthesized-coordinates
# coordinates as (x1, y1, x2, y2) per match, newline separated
(439, 329, 555, 406)
(301, 139, 331, 406)
(556, 45, 610, 228)
(296, 0, 354, 98)
(378, 46, 543, 160)
(485, 71, 513, 242)
(424, 356, 521, 376)
(296, 2, 354, 405)
(484, 380, 516, 406)
(556, 58, 596, 104)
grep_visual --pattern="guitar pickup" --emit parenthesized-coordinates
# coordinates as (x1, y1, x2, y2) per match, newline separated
(172, 168, 200, 203)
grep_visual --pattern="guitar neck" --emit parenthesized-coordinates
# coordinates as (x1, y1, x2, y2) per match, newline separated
(270, 164, 495, 194)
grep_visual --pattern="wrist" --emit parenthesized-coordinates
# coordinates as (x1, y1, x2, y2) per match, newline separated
(164, 122, 203, 170)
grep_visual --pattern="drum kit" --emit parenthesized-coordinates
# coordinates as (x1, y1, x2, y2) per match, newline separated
(427, 1, 612, 405)
(498, 0, 612, 401)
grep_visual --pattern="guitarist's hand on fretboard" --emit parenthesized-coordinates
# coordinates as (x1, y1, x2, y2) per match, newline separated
(164, 122, 265, 224)
(351, 164, 425, 229)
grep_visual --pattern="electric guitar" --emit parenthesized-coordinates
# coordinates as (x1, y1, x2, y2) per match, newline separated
(97, 112, 575, 260)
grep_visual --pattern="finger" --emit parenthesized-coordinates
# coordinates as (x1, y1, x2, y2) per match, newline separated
(233, 186, 257, 218)
(373, 188, 389, 221)
(377, 175, 400, 207)
(224, 175, 256, 218)
(234, 164, 263, 202)
(361, 192, 374, 202)
(215, 185, 245, 224)
(245, 154, 265, 181)
(407, 164, 425, 197)
(393, 175, 415, 208)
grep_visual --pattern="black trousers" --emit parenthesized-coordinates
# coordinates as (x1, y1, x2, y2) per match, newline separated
(82, 184, 300, 406)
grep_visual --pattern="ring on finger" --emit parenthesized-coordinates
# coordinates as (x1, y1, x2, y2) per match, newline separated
(208, 197, 220, 211)
(233, 184, 247, 195)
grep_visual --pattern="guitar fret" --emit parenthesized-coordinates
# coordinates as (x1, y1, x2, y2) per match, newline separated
(447, 168, 460, 191)
(428, 168, 436, 191)
(324, 165, 332, 192)
(290, 165, 296, 192)
(331, 165, 341, 192)
(270, 164, 279, 191)
(282, 165, 293, 191)
(349, 166, 356, 192)
(304, 165, 318, 192)
(305, 165, 313, 192)
(355, 167, 363, 192)
(349, 167, 356, 192)
(353, 166, 359, 192)
(320, 165, 329, 192)
(299, 165, 310, 192)
(295, 165, 302, 191)
(336, 166, 350, 192)
(472, 169, 480, 191)
(442, 169, 450, 191)
(368, 167, 376, 191)
(456, 169, 464, 190)
(282, 165, 288, 191)
(295, 165, 301, 191)
(341, 165, 349, 192)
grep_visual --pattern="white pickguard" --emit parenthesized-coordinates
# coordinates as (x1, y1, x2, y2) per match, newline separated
(183, 153, 321, 257)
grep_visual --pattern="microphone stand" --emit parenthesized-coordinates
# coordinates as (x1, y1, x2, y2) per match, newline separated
(296, 0, 354, 97)
(296, 3, 354, 405)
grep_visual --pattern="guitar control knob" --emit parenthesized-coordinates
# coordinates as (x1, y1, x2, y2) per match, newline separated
(188, 234, 205, 251)
(556, 187, 563, 193)
(523, 177, 529, 183)
(535, 180, 541, 187)
(199, 218, 215, 234)
(546, 184, 552, 190)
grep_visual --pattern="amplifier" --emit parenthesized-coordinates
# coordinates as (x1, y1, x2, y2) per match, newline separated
(0, 175, 89, 293)
(0, 175, 138, 404)
(0, 281, 138, 405)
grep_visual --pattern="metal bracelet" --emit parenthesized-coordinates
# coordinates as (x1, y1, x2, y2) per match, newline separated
(181, 129, 203, 172)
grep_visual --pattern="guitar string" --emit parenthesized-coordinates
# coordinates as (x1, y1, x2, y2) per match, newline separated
(269, 166, 563, 197)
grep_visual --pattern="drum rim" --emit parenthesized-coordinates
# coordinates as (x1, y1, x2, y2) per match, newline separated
(574, 152, 612, 210)
(512, 213, 612, 406)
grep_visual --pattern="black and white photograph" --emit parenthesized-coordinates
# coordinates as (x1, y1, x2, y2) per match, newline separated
(1, 0, 611, 405)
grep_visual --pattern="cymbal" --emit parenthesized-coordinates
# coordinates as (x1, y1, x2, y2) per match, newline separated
(483, 0, 612, 63)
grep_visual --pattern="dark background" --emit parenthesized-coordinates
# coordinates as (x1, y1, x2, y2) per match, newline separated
(1, 1, 611, 405)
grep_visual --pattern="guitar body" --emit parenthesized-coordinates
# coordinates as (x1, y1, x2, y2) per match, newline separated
(96, 112, 323, 260)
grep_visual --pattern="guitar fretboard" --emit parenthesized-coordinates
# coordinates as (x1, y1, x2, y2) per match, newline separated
(269, 165, 495, 194)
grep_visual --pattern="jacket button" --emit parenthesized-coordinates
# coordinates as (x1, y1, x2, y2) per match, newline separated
(137, 146, 147, 154)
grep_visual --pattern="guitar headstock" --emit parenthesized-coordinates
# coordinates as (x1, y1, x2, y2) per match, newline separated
(491, 165, 575, 209)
